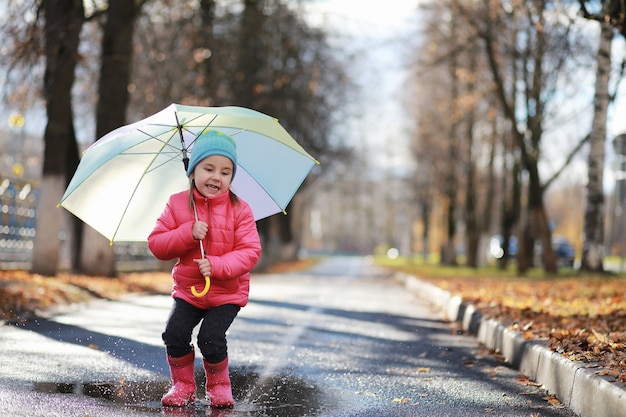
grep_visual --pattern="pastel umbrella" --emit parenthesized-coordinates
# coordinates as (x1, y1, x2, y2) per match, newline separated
(59, 103, 318, 243)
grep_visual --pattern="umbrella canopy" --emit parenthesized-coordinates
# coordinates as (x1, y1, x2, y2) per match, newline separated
(59, 104, 318, 242)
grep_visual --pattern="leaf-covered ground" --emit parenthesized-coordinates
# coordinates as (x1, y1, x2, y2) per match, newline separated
(0, 270, 173, 320)
(413, 273, 626, 386)
(1, 261, 625, 388)
(0, 259, 313, 321)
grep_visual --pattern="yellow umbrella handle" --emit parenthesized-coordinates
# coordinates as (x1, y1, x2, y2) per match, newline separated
(191, 200, 210, 298)
(191, 276, 211, 297)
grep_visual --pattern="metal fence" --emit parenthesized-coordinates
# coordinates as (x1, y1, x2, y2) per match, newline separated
(0, 178, 160, 272)
(113, 241, 162, 272)
(0, 178, 37, 269)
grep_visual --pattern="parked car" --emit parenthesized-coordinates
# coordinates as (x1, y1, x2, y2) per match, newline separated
(549, 235, 576, 268)
(533, 235, 577, 268)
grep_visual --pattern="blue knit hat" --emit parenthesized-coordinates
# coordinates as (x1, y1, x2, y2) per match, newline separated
(186, 129, 237, 178)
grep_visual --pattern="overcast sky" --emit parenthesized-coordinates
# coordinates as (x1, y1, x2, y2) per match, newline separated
(303, 0, 420, 172)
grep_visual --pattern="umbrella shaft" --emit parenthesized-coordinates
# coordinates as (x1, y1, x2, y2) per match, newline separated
(192, 199, 206, 258)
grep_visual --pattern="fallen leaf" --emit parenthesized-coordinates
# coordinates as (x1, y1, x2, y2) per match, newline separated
(517, 375, 542, 387)
(542, 395, 563, 406)
(392, 397, 412, 404)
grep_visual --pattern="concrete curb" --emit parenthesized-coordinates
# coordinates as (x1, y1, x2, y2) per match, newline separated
(397, 272, 626, 417)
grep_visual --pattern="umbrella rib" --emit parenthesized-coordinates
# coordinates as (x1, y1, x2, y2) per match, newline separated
(179, 121, 219, 152)
(181, 115, 259, 148)
(183, 113, 219, 130)
(109, 129, 185, 241)
(110, 179, 142, 242)
(146, 152, 185, 174)
(119, 127, 186, 173)
(179, 112, 317, 163)
(172, 114, 220, 151)
(134, 127, 179, 149)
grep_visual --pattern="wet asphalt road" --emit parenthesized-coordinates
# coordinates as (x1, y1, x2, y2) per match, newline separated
(0, 256, 577, 416)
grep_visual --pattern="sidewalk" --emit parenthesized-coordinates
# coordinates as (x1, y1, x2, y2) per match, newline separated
(397, 272, 626, 417)
(0, 295, 171, 417)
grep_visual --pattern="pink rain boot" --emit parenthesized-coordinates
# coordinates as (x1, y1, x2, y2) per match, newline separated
(203, 357, 234, 408)
(162, 350, 197, 407)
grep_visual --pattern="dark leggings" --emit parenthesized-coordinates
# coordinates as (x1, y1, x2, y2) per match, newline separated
(163, 298, 240, 363)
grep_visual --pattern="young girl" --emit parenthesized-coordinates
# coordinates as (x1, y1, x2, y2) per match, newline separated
(148, 129, 261, 409)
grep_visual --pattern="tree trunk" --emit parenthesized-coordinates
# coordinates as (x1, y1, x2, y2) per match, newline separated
(442, 18, 459, 267)
(581, 18, 612, 272)
(421, 201, 431, 262)
(80, 0, 142, 276)
(465, 164, 479, 267)
(199, 0, 217, 102)
(234, 0, 264, 104)
(31, 0, 84, 276)
(499, 137, 521, 270)
(464, 53, 478, 267)
(479, 108, 498, 267)
(516, 145, 558, 273)
(527, 161, 557, 273)
(66, 125, 82, 271)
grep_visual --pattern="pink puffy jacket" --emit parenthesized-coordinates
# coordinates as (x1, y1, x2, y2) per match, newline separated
(148, 188, 261, 309)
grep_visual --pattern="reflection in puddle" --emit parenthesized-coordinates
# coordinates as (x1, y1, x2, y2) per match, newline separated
(33, 366, 327, 416)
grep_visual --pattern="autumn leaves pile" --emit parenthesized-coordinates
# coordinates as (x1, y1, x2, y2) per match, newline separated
(425, 275, 626, 385)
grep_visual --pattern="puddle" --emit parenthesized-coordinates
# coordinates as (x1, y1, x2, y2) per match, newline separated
(34, 379, 170, 403)
(33, 366, 327, 416)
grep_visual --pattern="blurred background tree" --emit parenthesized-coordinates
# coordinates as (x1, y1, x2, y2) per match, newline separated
(406, 0, 624, 274)
(1, 0, 349, 275)
(2, 0, 626, 276)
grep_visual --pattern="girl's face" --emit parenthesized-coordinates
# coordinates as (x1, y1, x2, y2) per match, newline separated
(190, 155, 234, 198)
